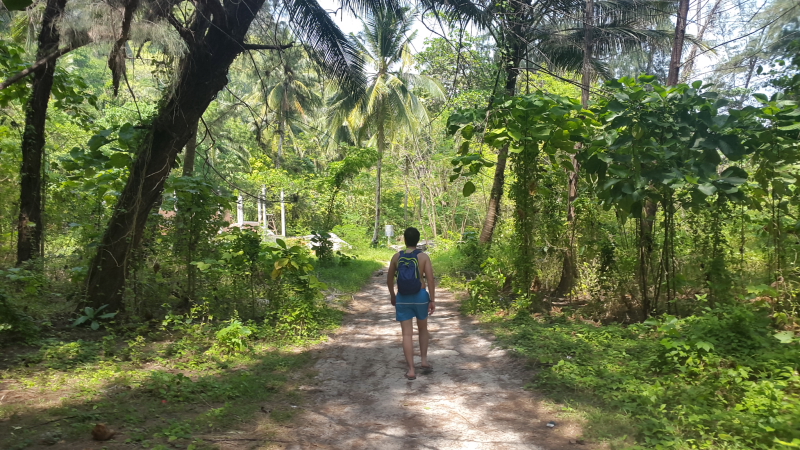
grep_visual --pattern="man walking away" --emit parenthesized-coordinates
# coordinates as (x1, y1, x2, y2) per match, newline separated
(387, 227, 435, 380)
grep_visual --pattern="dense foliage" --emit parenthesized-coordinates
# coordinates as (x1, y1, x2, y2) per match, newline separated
(1, 0, 799, 447)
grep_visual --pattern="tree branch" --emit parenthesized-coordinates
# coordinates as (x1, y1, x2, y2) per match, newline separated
(0, 44, 85, 91)
(242, 43, 294, 50)
(167, 13, 194, 43)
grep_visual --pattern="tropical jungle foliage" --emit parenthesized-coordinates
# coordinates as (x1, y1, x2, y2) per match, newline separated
(0, 0, 799, 447)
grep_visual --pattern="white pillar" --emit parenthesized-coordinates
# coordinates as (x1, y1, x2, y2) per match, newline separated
(280, 190, 286, 237)
(257, 193, 262, 227)
(262, 186, 268, 235)
(237, 194, 244, 225)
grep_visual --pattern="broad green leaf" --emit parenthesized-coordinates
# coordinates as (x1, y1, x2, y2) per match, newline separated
(462, 181, 476, 197)
(73, 316, 89, 326)
(774, 331, 794, 344)
(108, 153, 131, 169)
(1, 0, 34, 10)
(698, 184, 717, 196)
(461, 124, 475, 140)
(753, 93, 769, 104)
(695, 341, 714, 352)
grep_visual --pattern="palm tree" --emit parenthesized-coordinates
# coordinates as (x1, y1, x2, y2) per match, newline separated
(330, 6, 444, 246)
(265, 50, 322, 236)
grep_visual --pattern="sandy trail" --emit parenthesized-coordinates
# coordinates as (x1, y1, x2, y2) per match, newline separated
(285, 272, 590, 450)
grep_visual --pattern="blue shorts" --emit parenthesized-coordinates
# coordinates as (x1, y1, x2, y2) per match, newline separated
(395, 289, 430, 322)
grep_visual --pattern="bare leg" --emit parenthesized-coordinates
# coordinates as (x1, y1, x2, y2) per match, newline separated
(418, 318, 430, 369)
(400, 319, 416, 378)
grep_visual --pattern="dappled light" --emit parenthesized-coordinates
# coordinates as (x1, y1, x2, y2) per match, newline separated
(2, 0, 800, 448)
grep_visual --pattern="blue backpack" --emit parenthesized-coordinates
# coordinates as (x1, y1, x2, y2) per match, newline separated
(396, 249, 422, 295)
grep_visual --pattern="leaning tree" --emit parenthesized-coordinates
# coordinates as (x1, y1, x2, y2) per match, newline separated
(84, 0, 380, 311)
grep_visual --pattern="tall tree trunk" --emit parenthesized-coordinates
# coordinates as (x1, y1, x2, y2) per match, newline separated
(180, 123, 199, 306)
(85, 0, 267, 311)
(667, 0, 691, 85)
(371, 117, 385, 246)
(182, 123, 198, 177)
(403, 155, 409, 227)
(278, 119, 286, 236)
(635, 0, 690, 318)
(478, 27, 524, 244)
(557, 0, 593, 296)
(17, 0, 68, 266)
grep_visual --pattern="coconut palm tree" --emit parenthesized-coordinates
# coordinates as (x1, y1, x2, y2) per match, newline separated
(330, 6, 445, 245)
(265, 50, 322, 235)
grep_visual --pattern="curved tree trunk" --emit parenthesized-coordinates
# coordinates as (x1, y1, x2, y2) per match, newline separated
(478, 21, 525, 244)
(17, 0, 68, 266)
(85, 0, 267, 311)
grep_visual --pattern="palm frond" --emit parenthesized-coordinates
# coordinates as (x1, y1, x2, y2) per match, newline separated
(284, 0, 366, 98)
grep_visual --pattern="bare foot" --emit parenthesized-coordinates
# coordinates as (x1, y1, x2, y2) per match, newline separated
(405, 370, 416, 380)
(420, 363, 433, 373)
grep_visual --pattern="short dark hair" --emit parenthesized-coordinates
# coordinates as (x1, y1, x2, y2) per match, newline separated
(403, 227, 420, 247)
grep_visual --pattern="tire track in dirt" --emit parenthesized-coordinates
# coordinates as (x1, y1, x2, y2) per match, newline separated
(282, 272, 593, 450)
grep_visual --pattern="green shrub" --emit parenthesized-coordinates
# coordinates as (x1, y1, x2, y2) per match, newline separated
(490, 304, 800, 449)
(213, 319, 252, 354)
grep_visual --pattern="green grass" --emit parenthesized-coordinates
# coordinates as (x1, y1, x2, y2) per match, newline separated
(314, 246, 394, 294)
(480, 305, 800, 449)
(0, 325, 322, 450)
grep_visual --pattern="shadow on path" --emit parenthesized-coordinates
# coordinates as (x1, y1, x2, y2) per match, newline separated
(283, 273, 591, 450)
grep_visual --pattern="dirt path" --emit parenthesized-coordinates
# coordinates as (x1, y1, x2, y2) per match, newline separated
(283, 273, 592, 450)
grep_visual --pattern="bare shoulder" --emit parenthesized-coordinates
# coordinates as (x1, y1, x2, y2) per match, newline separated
(418, 252, 432, 267)
(389, 252, 400, 265)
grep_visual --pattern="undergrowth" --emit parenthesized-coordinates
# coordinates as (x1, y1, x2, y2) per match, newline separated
(484, 304, 800, 449)
(0, 307, 336, 450)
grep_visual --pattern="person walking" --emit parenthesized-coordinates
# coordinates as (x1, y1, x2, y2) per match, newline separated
(387, 227, 435, 380)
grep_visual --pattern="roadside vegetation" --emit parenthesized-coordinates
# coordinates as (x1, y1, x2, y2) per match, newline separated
(2, 0, 800, 448)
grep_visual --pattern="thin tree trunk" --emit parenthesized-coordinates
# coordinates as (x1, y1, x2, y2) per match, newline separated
(278, 120, 286, 236)
(403, 155, 409, 227)
(557, 0, 593, 295)
(180, 122, 199, 306)
(371, 117, 385, 245)
(478, 35, 522, 244)
(667, 0, 691, 85)
(182, 123, 198, 177)
(682, 0, 722, 82)
(85, 0, 267, 310)
(17, 0, 68, 266)
(636, 0, 690, 317)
